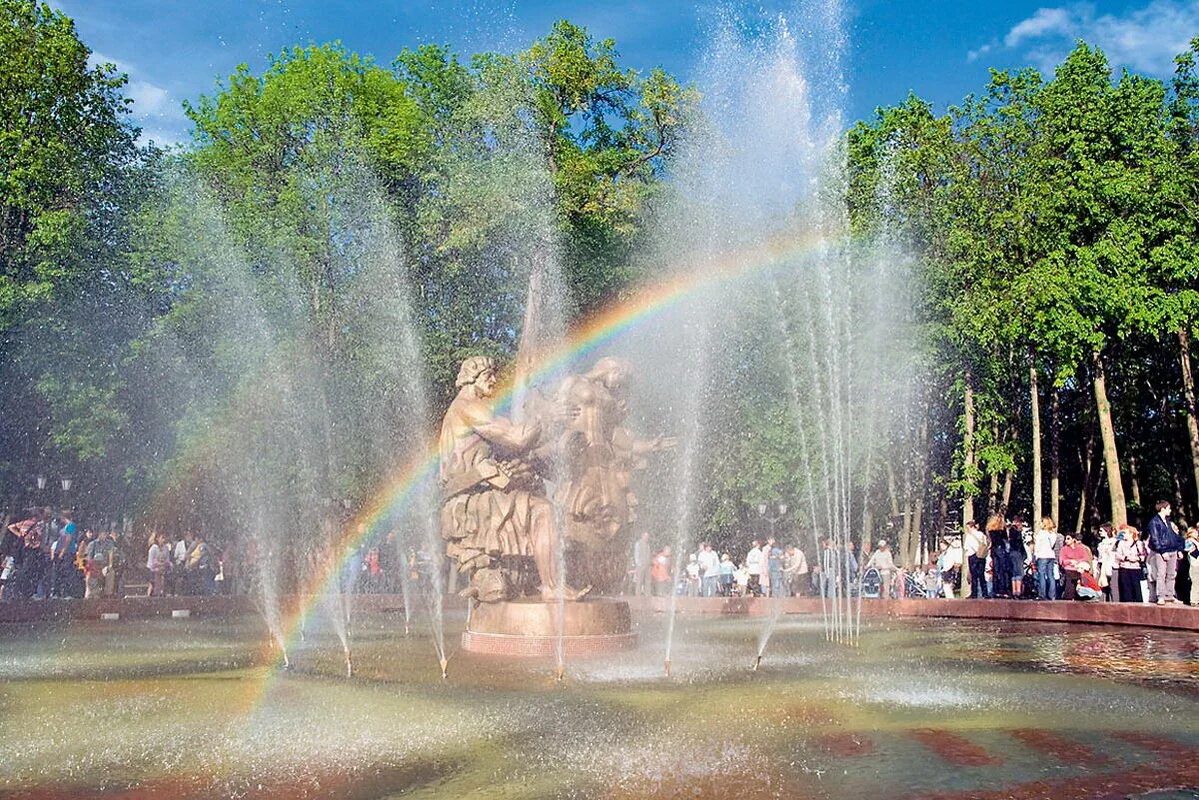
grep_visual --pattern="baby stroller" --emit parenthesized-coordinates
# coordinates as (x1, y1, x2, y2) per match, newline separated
(1020, 560, 1041, 599)
(860, 567, 882, 599)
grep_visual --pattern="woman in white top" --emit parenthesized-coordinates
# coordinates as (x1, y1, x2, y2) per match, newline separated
(146, 532, 171, 597)
(1095, 525, 1118, 601)
(1113, 525, 1146, 603)
(1033, 516, 1059, 600)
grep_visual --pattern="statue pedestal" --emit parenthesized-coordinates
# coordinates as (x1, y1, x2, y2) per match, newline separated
(461, 597, 637, 658)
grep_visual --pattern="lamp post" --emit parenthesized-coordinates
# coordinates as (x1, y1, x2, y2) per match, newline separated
(758, 503, 788, 540)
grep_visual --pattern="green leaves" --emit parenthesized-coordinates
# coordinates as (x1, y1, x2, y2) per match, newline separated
(0, 0, 137, 328)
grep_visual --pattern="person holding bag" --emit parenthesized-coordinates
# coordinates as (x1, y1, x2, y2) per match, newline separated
(1113, 525, 1147, 604)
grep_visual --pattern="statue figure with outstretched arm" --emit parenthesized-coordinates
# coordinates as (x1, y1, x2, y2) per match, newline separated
(440, 356, 588, 602)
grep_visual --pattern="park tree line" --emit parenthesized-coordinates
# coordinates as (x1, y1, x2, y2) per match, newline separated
(0, 1, 694, 531)
(842, 42, 1199, 557)
(2, 0, 1197, 555)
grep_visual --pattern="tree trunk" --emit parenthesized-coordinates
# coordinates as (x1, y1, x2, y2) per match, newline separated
(1092, 349, 1127, 527)
(938, 494, 948, 546)
(1173, 473, 1188, 524)
(907, 416, 929, 568)
(1180, 327, 1199, 507)
(886, 461, 901, 519)
(1129, 455, 1142, 508)
(987, 423, 1002, 513)
(1030, 363, 1043, 527)
(961, 377, 976, 598)
(1001, 470, 1013, 513)
(1050, 389, 1061, 525)
(1074, 431, 1096, 534)
(909, 494, 924, 568)
(962, 377, 976, 526)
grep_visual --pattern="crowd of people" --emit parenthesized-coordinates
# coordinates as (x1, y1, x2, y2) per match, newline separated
(1, 508, 235, 601)
(627, 502, 1199, 606)
(5, 501, 1198, 607)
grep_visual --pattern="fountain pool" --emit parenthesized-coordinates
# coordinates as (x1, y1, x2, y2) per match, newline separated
(1, 610, 1196, 799)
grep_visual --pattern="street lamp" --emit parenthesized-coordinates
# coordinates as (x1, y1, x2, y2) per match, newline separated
(60, 478, 72, 492)
(758, 503, 788, 539)
(36, 475, 47, 491)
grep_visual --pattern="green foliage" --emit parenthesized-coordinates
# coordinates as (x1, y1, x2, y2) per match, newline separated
(0, 0, 137, 327)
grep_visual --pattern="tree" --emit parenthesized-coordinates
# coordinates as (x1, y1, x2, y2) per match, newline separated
(0, 0, 142, 501)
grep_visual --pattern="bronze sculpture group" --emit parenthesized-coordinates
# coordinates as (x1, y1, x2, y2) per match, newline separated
(439, 355, 672, 604)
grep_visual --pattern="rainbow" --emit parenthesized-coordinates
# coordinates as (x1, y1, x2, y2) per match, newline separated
(249, 228, 837, 698)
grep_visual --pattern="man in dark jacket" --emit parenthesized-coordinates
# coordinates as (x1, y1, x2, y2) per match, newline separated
(1146, 500, 1184, 605)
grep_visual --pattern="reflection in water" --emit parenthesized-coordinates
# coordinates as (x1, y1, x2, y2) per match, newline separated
(0, 613, 1195, 799)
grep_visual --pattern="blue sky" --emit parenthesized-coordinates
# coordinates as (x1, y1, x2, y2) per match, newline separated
(57, 1, 1199, 145)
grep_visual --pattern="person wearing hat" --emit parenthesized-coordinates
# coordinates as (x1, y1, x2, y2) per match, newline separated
(864, 540, 897, 599)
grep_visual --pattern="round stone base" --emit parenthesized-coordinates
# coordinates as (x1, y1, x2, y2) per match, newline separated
(461, 597, 637, 657)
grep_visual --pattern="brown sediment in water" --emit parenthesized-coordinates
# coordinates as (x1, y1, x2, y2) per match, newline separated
(1011, 728, 1110, 766)
(0, 758, 461, 800)
(910, 728, 1003, 767)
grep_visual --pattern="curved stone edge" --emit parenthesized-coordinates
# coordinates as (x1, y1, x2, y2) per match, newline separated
(461, 630, 638, 658)
(624, 596, 1199, 632)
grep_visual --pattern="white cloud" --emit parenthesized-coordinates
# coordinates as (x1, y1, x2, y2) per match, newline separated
(127, 80, 170, 116)
(1005, 7, 1076, 47)
(86, 51, 185, 145)
(967, 42, 995, 62)
(972, 0, 1199, 75)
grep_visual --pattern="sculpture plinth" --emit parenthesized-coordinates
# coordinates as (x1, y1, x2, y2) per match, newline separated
(461, 597, 637, 658)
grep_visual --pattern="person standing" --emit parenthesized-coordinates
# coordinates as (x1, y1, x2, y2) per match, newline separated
(864, 540, 897, 599)
(963, 521, 990, 599)
(174, 532, 195, 595)
(685, 553, 700, 597)
(6, 513, 47, 599)
(745, 540, 763, 597)
(1184, 527, 1199, 606)
(1095, 524, 1118, 602)
(784, 546, 808, 597)
(719, 552, 736, 596)
(48, 511, 77, 598)
(632, 532, 652, 597)
(147, 533, 171, 597)
(766, 538, 784, 597)
(651, 546, 672, 597)
(1006, 516, 1028, 598)
(85, 530, 114, 599)
(188, 533, 215, 595)
(698, 543, 720, 597)
(1146, 501, 1184, 605)
(1033, 516, 1059, 601)
(985, 515, 1010, 598)
(1114, 525, 1147, 603)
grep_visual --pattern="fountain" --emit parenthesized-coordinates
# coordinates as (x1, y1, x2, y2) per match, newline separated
(443, 354, 672, 657)
(3, 4, 1196, 800)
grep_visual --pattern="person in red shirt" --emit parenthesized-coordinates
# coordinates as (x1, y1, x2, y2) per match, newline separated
(1058, 533, 1093, 601)
(651, 546, 673, 596)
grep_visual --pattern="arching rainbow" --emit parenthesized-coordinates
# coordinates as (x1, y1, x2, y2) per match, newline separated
(250, 227, 839, 695)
